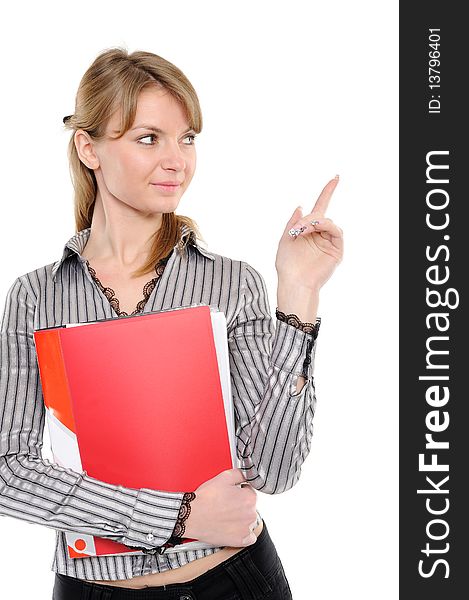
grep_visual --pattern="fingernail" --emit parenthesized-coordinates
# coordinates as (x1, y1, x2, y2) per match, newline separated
(288, 225, 307, 237)
(242, 532, 256, 545)
(334, 174, 340, 180)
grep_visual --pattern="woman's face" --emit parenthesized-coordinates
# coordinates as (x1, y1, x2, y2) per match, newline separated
(81, 85, 197, 217)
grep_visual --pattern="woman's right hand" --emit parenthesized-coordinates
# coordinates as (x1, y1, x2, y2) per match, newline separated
(183, 468, 258, 547)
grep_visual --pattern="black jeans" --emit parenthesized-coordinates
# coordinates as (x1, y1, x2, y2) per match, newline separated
(52, 520, 293, 599)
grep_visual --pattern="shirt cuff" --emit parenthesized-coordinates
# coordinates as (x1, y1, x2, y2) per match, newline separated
(124, 488, 185, 549)
(271, 318, 320, 377)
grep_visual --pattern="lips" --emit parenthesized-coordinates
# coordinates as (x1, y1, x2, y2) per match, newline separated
(151, 181, 181, 186)
(150, 182, 181, 193)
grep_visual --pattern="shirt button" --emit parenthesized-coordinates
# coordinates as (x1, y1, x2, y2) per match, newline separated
(146, 533, 155, 542)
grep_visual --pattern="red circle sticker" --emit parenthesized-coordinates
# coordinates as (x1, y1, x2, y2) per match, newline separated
(75, 539, 87, 552)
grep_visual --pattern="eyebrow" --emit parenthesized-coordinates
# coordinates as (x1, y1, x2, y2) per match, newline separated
(130, 124, 195, 134)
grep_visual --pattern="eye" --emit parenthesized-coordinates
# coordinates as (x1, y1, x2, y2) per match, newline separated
(137, 134, 157, 146)
(183, 134, 197, 145)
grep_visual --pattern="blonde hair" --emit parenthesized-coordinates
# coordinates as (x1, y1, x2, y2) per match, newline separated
(63, 46, 205, 278)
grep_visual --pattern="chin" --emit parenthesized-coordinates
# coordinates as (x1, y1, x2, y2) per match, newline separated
(146, 199, 182, 215)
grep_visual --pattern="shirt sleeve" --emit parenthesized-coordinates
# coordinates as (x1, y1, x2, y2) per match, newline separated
(228, 262, 321, 494)
(0, 276, 184, 550)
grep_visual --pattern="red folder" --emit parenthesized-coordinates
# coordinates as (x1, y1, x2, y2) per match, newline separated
(33, 305, 234, 558)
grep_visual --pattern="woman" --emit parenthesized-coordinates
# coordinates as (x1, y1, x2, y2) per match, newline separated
(0, 48, 343, 599)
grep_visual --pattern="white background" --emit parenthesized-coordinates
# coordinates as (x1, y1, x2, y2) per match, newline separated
(0, 1, 398, 598)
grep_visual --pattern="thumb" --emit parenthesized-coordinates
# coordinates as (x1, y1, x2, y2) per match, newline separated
(283, 205, 303, 235)
(224, 467, 248, 485)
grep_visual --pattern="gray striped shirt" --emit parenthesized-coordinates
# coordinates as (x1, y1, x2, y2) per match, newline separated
(0, 224, 320, 581)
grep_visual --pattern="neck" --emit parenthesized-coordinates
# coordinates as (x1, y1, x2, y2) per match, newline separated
(82, 191, 164, 269)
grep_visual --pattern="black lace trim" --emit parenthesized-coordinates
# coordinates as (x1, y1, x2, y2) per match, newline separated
(85, 257, 169, 317)
(276, 307, 321, 339)
(170, 491, 196, 540)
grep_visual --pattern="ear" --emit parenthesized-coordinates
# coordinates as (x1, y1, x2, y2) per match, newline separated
(74, 129, 100, 170)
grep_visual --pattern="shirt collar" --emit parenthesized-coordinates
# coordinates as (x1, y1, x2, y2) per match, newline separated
(52, 223, 215, 281)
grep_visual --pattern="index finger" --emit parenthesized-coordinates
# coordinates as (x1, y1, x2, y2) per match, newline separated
(311, 175, 340, 216)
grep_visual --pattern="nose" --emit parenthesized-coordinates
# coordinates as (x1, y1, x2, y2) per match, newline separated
(160, 139, 186, 172)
